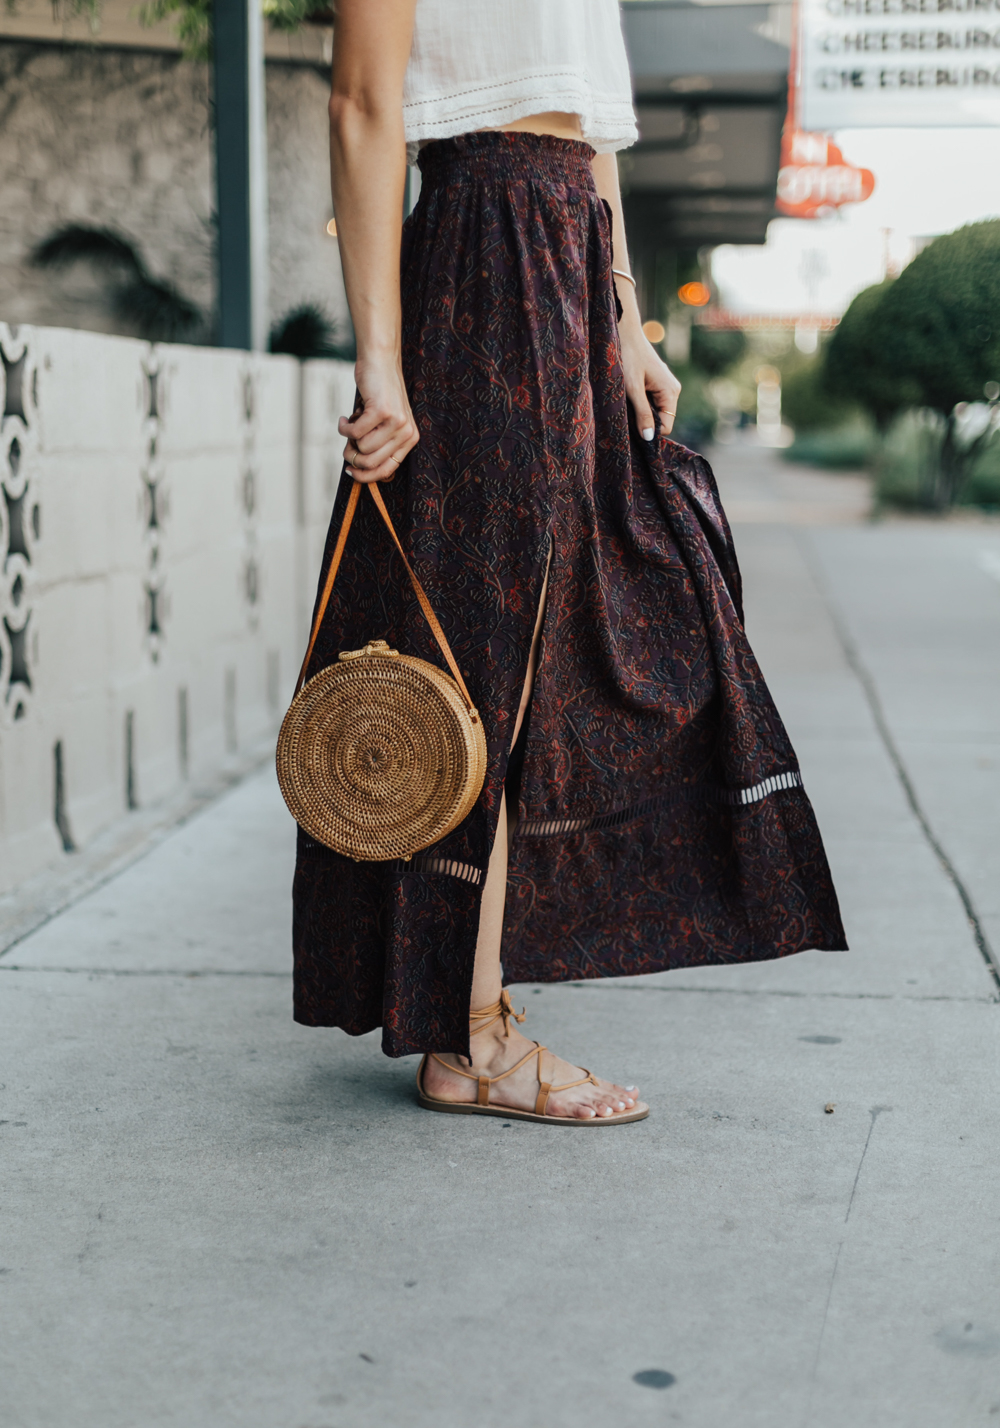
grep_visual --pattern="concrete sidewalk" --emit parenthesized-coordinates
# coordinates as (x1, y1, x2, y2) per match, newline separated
(3, 444, 1000, 1428)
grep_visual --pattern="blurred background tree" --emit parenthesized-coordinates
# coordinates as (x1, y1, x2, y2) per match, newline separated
(689, 326, 746, 378)
(823, 221, 1000, 508)
(31, 223, 346, 354)
(268, 302, 356, 360)
(27, 0, 320, 58)
(31, 225, 205, 343)
(781, 356, 849, 434)
(663, 321, 749, 452)
(139, 0, 323, 59)
(824, 280, 918, 433)
(777, 337, 874, 471)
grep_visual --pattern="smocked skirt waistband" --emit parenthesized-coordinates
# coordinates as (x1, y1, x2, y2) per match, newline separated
(416, 130, 598, 189)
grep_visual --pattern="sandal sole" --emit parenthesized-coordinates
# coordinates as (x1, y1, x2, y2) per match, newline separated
(416, 1090, 649, 1125)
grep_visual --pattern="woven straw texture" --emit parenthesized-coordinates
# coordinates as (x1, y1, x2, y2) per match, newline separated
(277, 644, 487, 861)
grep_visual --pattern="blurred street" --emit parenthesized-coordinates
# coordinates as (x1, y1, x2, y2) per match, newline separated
(3, 442, 1000, 1428)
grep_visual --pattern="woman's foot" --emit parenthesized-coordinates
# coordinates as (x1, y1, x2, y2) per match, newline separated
(422, 1021, 645, 1120)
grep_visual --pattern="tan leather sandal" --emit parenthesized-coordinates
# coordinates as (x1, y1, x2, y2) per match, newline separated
(416, 990, 649, 1125)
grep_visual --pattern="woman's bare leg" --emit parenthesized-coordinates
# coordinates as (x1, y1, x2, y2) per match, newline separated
(470, 542, 550, 1006)
(468, 795, 508, 1009)
(422, 553, 645, 1119)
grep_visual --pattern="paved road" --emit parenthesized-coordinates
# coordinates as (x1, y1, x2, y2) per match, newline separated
(3, 443, 1000, 1428)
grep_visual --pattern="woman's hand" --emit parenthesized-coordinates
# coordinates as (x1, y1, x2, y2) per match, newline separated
(339, 356, 419, 483)
(590, 152, 682, 440)
(618, 317, 682, 440)
(329, 0, 418, 483)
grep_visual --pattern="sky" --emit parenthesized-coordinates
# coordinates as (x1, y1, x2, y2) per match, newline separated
(711, 129, 1000, 318)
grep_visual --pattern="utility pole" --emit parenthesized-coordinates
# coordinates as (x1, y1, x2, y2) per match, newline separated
(212, 0, 270, 350)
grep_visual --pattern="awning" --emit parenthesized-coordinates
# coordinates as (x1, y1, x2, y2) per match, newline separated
(621, 1, 791, 249)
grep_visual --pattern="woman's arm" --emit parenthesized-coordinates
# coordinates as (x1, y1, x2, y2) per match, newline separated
(330, 0, 419, 483)
(591, 152, 681, 439)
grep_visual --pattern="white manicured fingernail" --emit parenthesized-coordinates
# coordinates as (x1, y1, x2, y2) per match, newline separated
(617, 1101, 625, 1110)
(626, 1085, 637, 1091)
(642, 428, 654, 441)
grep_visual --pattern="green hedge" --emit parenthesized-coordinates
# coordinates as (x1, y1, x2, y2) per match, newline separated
(783, 419, 876, 470)
(872, 410, 1000, 510)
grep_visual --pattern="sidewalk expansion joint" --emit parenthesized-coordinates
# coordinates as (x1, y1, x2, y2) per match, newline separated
(1, 965, 991, 1004)
(802, 1105, 892, 1425)
(797, 529, 1000, 1000)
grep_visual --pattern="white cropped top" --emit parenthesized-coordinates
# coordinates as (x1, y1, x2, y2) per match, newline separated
(402, 0, 638, 164)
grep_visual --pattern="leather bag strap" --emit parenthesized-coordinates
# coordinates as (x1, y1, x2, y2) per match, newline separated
(294, 478, 478, 717)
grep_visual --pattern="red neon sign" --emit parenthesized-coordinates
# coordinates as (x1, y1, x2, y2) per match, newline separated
(776, 131, 875, 218)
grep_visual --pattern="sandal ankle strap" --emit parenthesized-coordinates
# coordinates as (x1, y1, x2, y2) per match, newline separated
(469, 987, 526, 1039)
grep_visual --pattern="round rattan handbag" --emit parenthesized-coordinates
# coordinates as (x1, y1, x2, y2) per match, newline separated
(276, 478, 487, 861)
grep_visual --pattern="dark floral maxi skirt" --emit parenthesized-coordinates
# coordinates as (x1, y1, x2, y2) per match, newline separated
(292, 132, 847, 1058)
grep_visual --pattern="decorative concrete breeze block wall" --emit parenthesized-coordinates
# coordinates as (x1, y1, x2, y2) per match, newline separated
(0, 322, 355, 896)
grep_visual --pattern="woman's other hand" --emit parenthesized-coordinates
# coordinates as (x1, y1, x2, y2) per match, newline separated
(340, 357, 419, 483)
(590, 151, 682, 438)
(618, 320, 682, 440)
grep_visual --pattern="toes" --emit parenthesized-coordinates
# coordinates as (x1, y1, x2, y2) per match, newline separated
(595, 1096, 635, 1117)
(601, 1082, 638, 1110)
(550, 1078, 641, 1119)
(565, 1095, 638, 1119)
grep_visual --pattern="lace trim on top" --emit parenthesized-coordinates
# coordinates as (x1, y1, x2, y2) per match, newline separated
(404, 70, 637, 163)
